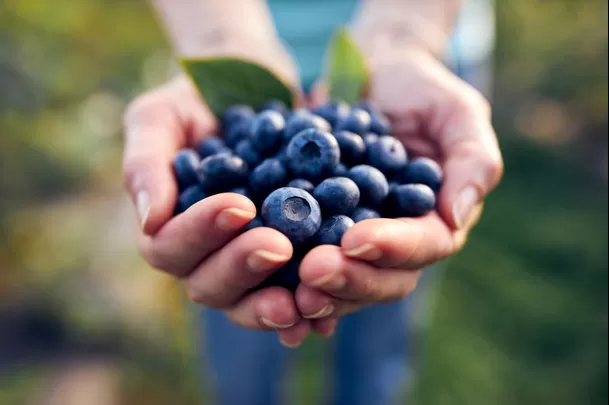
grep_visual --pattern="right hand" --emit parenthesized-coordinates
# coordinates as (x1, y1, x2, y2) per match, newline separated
(122, 46, 312, 347)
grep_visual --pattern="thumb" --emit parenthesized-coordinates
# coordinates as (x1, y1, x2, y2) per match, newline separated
(436, 99, 504, 230)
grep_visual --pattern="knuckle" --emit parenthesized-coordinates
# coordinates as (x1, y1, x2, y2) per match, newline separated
(139, 242, 169, 272)
(124, 92, 166, 127)
(482, 152, 505, 188)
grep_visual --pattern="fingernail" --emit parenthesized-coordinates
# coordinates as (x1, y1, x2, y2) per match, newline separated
(216, 208, 256, 231)
(453, 187, 480, 228)
(343, 243, 382, 261)
(247, 250, 290, 273)
(136, 191, 150, 229)
(260, 318, 295, 330)
(279, 338, 301, 348)
(304, 304, 334, 319)
(310, 272, 346, 290)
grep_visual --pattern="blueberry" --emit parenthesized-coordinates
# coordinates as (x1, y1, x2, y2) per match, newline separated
(261, 187, 322, 245)
(315, 215, 354, 246)
(258, 257, 301, 292)
(176, 185, 207, 213)
(350, 207, 381, 223)
(230, 187, 254, 201)
(363, 133, 379, 148)
(222, 104, 255, 128)
(366, 136, 408, 176)
(313, 100, 351, 128)
(388, 181, 400, 192)
(261, 100, 288, 117)
(313, 177, 360, 216)
(234, 139, 262, 168)
(224, 117, 253, 147)
(333, 130, 366, 165)
(347, 165, 389, 207)
(287, 179, 315, 193)
(369, 112, 392, 135)
(243, 216, 264, 232)
(333, 163, 349, 177)
(173, 149, 200, 190)
(285, 128, 340, 181)
(354, 101, 375, 114)
(249, 158, 288, 197)
(250, 110, 285, 155)
(399, 157, 444, 192)
(335, 108, 371, 135)
(283, 111, 331, 143)
(383, 184, 436, 218)
(196, 136, 229, 158)
(198, 153, 248, 192)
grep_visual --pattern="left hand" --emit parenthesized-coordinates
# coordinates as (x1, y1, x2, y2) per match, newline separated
(296, 48, 504, 340)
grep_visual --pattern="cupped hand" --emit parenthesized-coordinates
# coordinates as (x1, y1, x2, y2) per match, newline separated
(300, 48, 504, 337)
(123, 71, 310, 347)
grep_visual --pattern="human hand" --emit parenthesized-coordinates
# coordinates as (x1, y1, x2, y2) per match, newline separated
(122, 48, 312, 347)
(297, 48, 504, 338)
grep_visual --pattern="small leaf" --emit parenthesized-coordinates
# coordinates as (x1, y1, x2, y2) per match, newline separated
(180, 57, 294, 117)
(325, 28, 369, 105)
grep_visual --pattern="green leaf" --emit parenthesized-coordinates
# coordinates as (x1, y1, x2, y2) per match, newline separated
(180, 57, 294, 117)
(325, 27, 369, 105)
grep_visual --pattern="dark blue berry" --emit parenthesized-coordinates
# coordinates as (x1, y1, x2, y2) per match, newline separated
(335, 108, 371, 135)
(354, 101, 375, 114)
(283, 112, 331, 143)
(399, 157, 444, 192)
(315, 215, 354, 246)
(222, 104, 255, 128)
(287, 179, 315, 193)
(258, 257, 301, 292)
(366, 135, 408, 176)
(261, 187, 322, 245)
(224, 118, 253, 147)
(350, 207, 381, 223)
(198, 153, 248, 192)
(230, 187, 254, 201)
(333, 163, 349, 177)
(176, 185, 207, 213)
(249, 158, 288, 197)
(370, 112, 392, 135)
(333, 130, 366, 165)
(313, 100, 351, 128)
(285, 128, 340, 181)
(173, 149, 200, 190)
(234, 139, 262, 168)
(313, 177, 360, 216)
(383, 184, 436, 218)
(251, 110, 285, 155)
(196, 136, 229, 158)
(261, 100, 288, 117)
(347, 165, 389, 207)
(363, 133, 379, 148)
(243, 216, 264, 232)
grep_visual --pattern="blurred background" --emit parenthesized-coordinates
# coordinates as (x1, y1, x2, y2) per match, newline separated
(0, 1, 606, 405)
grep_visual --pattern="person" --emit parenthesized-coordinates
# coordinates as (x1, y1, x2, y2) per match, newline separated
(122, 1, 503, 404)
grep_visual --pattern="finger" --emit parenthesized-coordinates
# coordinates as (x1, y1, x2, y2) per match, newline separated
(308, 80, 328, 108)
(311, 318, 339, 338)
(340, 215, 454, 269)
(277, 320, 312, 348)
(433, 88, 503, 230)
(185, 227, 293, 308)
(295, 284, 361, 320)
(224, 286, 300, 331)
(299, 245, 421, 302)
(138, 193, 256, 277)
(123, 81, 214, 235)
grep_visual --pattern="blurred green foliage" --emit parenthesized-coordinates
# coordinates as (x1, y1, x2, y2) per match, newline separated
(0, 1, 607, 405)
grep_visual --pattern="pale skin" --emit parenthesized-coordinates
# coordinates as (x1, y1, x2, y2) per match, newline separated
(124, 0, 503, 347)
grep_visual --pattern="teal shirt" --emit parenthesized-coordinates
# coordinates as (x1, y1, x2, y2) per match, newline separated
(266, 0, 496, 90)
(267, 0, 357, 90)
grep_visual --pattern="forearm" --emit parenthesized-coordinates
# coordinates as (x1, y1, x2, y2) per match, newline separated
(350, 0, 462, 58)
(150, 0, 281, 57)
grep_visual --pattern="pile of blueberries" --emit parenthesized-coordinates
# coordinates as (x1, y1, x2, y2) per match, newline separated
(173, 100, 443, 290)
